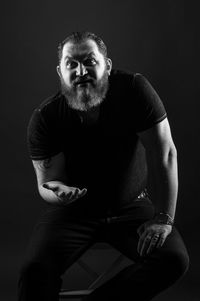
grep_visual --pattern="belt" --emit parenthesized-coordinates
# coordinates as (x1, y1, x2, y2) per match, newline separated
(137, 188, 149, 199)
(105, 189, 150, 223)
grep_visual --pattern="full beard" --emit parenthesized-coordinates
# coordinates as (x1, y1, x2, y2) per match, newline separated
(60, 72, 109, 112)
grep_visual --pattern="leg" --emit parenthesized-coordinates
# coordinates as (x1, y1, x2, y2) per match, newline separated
(107, 225, 189, 301)
(85, 203, 189, 300)
(18, 207, 100, 301)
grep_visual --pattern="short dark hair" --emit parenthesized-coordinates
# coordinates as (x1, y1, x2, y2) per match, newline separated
(57, 31, 108, 63)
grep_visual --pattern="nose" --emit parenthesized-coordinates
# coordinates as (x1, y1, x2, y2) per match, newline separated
(76, 63, 88, 76)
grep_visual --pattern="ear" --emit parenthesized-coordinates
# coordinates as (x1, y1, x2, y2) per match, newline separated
(106, 58, 112, 75)
(56, 65, 61, 78)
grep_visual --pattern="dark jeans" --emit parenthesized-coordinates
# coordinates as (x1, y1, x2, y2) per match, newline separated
(18, 198, 189, 301)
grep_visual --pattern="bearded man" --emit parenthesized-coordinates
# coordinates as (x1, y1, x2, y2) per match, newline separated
(18, 31, 189, 301)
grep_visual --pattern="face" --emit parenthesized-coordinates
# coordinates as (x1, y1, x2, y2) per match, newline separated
(57, 39, 112, 111)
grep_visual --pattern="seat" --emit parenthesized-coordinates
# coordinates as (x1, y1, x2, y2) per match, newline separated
(59, 243, 129, 299)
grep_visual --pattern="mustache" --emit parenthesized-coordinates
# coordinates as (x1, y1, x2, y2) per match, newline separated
(73, 77, 94, 86)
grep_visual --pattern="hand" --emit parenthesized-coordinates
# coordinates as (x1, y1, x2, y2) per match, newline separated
(137, 220, 172, 257)
(43, 182, 87, 205)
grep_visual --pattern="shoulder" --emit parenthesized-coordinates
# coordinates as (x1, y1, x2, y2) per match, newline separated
(110, 70, 162, 103)
(30, 91, 67, 122)
(108, 69, 150, 94)
(28, 91, 68, 133)
(109, 69, 157, 89)
(37, 91, 66, 114)
(107, 69, 136, 101)
(132, 72, 156, 91)
(109, 69, 134, 85)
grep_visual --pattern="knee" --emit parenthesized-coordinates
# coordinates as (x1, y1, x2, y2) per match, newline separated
(162, 250, 190, 282)
(172, 250, 189, 279)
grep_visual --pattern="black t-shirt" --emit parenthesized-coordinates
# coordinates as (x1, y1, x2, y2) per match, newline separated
(27, 69, 167, 215)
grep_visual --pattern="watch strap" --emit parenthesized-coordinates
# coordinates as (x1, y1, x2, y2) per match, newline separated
(154, 212, 174, 226)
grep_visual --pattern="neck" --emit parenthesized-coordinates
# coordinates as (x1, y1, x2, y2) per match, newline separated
(78, 106, 100, 125)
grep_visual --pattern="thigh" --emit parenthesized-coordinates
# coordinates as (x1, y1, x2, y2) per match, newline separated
(23, 208, 100, 275)
(106, 218, 145, 262)
(148, 225, 189, 263)
(107, 216, 188, 267)
(106, 201, 188, 264)
(105, 202, 153, 261)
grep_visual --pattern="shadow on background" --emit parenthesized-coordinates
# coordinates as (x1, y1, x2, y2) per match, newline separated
(0, 0, 199, 300)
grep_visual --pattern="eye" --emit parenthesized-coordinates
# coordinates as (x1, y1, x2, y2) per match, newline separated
(66, 60, 78, 69)
(84, 58, 97, 66)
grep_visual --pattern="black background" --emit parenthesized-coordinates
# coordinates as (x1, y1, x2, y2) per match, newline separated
(0, 0, 199, 300)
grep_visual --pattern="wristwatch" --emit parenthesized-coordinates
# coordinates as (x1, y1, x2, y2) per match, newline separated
(154, 212, 174, 226)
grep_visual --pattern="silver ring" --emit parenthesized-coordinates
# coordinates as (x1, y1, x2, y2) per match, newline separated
(152, 235, 159, 240)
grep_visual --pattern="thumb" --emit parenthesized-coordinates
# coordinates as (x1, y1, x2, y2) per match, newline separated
(42, 183, 58, 192)
(43, 183, 49, 189)
(81, 188, 87, 194)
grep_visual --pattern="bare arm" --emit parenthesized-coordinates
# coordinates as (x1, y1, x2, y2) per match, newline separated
(137, 118, 178, 256)
(138, 117, 178, 219)
(32, 152, 87, 205)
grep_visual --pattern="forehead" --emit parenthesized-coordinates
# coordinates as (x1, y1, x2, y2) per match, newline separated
(61, 39, 102, 60)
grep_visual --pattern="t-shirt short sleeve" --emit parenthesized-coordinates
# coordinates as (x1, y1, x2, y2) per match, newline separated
(27, 108, 62, 160)
(132, 73, 167, 132)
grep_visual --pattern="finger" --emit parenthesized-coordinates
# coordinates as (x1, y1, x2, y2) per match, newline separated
(137, 231, 145, 254)
(72, 188, 87, 201)
(57, 191, 65, 198)
(71, 188, 87, 200)
(137, 231, 148, 255)
(156, 235, 166, 248)
(71, 188, 80, 200)
(63, 189, 83, 204)
(140, 235, 152, 256)
(57, 191, 75, 206)
(78, 188, 87, 197)
(67, 191, 73, 199)
(60, 191, 74, 205)
(56, 192, 67, 205)
(147, 235, 159, 254)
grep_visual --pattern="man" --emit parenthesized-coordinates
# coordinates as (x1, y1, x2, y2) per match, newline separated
(18, 31, 189, 301)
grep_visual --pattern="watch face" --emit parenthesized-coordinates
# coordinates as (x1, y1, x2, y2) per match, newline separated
(155, 214, 174, 225)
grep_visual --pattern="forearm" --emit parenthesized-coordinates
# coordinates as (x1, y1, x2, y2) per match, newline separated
(148, 149, 178, 220)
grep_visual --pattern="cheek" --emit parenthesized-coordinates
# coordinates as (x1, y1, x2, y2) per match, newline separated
(61, 71, 73, 85)
(93, 68, 104, 80)
(60, 65, 72, 82)
(96, 63, 107, 79)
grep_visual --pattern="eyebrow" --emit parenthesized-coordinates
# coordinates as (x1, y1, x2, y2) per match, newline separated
(64, 52, 96, 61)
